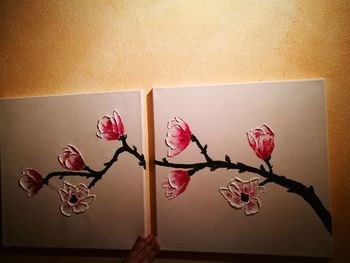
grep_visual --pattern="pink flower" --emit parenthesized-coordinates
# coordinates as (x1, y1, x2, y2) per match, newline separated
(162, 169, 191, 199)
(97, 110, 125, 140)
(19, 168, 44, 197)
(166, 117, 192, 157)
(58, 181, 96, 217)
(219, 177, 262, 215)
(58, 145, 86, 171)
(247, 124, 275, 160)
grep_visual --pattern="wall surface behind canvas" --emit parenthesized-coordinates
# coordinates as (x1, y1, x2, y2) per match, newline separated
(0, 1, 349, 262)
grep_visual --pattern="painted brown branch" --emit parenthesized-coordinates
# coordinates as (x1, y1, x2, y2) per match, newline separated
(156, 134, 331, 234)
(155, 158, 331, 234)
(191, 135, 212, 162)
(42, 135, 146, 189)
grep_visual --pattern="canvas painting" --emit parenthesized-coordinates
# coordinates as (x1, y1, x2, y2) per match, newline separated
(153, 80, 331, 257)
(0, 91, 146, 249)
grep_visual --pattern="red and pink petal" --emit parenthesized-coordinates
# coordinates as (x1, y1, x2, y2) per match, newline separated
(244, 197, 261, 215)
(249, 178, 261, 198)
(113, 110, 125, 137)
(262, 124, 274, 137)
(219, 188, 234, 202)
(229, 193, 244, 209)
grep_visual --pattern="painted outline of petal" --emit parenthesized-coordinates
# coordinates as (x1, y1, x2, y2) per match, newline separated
(97, 115, 116, 140)
(63, 181, 77, 195)
(113, 110, 125, 138)
(76, 183, 89, 199)
(60, 202, 74, 217)
(80, 195, 96, 206)
(58, 188, 69, 202)
(165, 117, 192, 157)
(230, 177, 245, 193)
(249, 177, 261, 198)
(244, 197, 261, 215)
(247, 124, 275, 160)
(246, 131, 257, 150)
(220, 187, 243, 209)
(19, 168, 43, 197)
(58, 145, 86, 170)
(262, 124, 274, 137)
(73, 202, 89, 214)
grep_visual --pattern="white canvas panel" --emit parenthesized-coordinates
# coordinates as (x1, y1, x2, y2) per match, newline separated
(153, 80, 331, 257)
(1, 91, 146, 249)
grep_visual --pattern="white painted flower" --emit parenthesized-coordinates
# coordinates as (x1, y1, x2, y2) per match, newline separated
(219, 177, 263, 216)
(58, 181, 95, 217)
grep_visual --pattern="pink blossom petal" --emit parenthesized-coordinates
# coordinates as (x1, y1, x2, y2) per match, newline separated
(65, 155, 84, 170)
(242, 181, 251, 194)
(163, 170, 190, 199)
(165, 189, 176, 200)
(262, 124, 274, 136)
(76, 184, 89, 199)
(165, 117, 192, 157)
(174, 183, 187, 197)
(219, 188, 233, 201)
(247, 124, 275, 160)
(249, 178, 260, 198)
(99, 132, 116, 140)
(228, 181, 241, 196)
(231, 177, 244, 193)
(60, 202, 74, 217)
(168, 170, 190, 188)
(96, 111, 125, 141)
(98, 116, 113, 132)
(58, 181, 94, 216)
(66, 145, 80, 155)
(19, 168, 44, 197)
(73, 202, 89, 214)
(163, 179, 176, 199)
(230, 193, 244, 209)
(244, 197, 261, 215)
(58, 145, 86, 170)
(251, 129, 264, 139)
(246, 132, 257, 150)
(97, 116, 118, 140)
(80, 195, 95, 205)
(63, 181, 76, 194)
(219, 188, 243, 209)
(222, 177, 263, 215)
(162, 179, 170, 188)
(58, 188, 69, 202)
(113, 110, 125, 138)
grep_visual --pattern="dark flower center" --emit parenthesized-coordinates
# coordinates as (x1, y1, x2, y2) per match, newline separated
(240, 193, 249, 202)
(69, 195, 78, 204)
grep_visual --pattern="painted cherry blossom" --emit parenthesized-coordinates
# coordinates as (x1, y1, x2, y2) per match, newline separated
(162, 169, 191, 199)
(58, 144, 86, 171)
(219, 177, 262, 215)
(247, 124, 275, 160)
(97, 110, 125, 140)
(166, 117, 192, 157)
(19, 168, 44, 197)
(58, 181, 95, 217)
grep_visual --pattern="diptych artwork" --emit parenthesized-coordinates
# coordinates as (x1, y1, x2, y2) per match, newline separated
(153, 80, 331, 257)
(1, 80, 331, 257)
(1, 91, 146, 249)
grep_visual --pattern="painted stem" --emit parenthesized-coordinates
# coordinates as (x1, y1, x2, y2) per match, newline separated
(42, 135, 145, 189)
(155, 135, 332, 234)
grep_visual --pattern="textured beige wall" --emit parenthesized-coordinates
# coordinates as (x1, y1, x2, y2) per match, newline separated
(0, 1, 349, 262)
